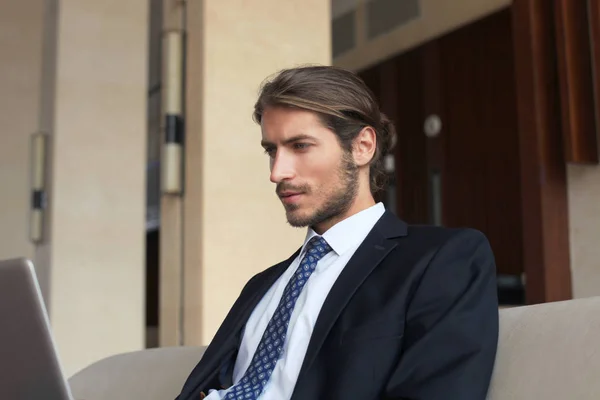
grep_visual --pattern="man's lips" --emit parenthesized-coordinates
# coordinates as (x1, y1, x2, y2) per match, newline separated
(279, 191, 302, 197)
(278, 192, 304, 203)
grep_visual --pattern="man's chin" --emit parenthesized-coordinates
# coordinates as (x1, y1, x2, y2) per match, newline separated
(285, 209, 312, 228)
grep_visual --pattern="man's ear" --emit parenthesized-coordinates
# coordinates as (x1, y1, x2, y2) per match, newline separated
(352, 126, 377, 167)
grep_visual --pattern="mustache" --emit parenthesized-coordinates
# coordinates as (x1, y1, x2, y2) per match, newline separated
(276, 183, 310, 196)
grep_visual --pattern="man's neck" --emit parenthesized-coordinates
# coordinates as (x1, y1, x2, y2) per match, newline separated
(313, 195, 377, 235)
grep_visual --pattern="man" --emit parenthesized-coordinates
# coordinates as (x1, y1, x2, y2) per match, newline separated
(176, 66, 499, 400)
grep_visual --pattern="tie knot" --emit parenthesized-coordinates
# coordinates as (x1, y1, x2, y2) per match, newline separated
(304, 236, 332, 260)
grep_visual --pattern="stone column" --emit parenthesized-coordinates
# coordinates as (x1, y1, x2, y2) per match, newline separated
(179, 0, 331, 345)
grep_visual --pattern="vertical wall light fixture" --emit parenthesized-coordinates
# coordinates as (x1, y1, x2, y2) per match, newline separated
(161, 29, 185, 195)
(29, 132, 48, 243)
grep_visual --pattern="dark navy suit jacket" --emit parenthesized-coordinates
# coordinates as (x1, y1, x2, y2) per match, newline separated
(176, 211, 499, 399)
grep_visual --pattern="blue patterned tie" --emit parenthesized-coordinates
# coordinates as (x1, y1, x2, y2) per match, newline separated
(224, 236, 332, 400)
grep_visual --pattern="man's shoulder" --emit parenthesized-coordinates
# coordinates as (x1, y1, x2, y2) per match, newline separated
(401, 224, 495, 273)
(386, 223, 494, 268)
(377, 211, 489, 248)
(386, 225, 496, 300)
(243, 248, 301, 289)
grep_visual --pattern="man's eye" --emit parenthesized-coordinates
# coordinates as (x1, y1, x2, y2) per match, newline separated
(294, 143, 310, 150)
(264, 147, 276, 157)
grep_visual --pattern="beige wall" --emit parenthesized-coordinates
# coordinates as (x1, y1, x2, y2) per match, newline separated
(0, 0, 44, 263)
(45, 0, 148, 376)
(568, 165, 600, 299)
(334, 0, 511, 71)
(182, 0, 331, 345)
(0, 0, 149, 376)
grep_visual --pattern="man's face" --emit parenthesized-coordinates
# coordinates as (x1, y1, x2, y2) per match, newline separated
(260, 106, 359, 232)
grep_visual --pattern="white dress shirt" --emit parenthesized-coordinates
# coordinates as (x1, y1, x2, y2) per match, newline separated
(206, 203, 386, 400)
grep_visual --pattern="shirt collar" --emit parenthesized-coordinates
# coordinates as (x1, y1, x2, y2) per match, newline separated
(301, 202, 386, 257)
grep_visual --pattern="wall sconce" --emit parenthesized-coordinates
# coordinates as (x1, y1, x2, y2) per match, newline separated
(161, 29, 185, 195)
(30, 132, 48, 243)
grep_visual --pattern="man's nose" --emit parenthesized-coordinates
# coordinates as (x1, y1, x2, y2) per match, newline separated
(270, 152, 295, 184)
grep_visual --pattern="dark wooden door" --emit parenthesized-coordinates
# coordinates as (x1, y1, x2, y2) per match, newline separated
(359, 9, 524, 287)
(437, 9, 523, 277)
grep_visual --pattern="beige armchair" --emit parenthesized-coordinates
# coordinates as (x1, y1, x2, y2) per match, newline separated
(68, 346, 206, 400)
(68, 296, 600, 400)
(486, 296, 600, 399)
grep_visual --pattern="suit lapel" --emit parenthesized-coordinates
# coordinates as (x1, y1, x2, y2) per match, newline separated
(295, 211, 407, 383)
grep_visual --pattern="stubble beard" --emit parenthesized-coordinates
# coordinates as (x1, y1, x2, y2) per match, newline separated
(283, 153, 359, 229)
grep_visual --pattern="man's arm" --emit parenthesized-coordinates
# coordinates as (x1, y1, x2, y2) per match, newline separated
(175, 272, 266, 400)
(385, 229, 499, 399)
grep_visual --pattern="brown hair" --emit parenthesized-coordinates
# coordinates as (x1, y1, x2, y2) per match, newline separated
(253, 65, 397, 194)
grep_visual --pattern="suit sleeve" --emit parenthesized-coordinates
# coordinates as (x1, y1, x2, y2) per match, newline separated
(174, 272, 265, 400)
(384, 229, 499, 400)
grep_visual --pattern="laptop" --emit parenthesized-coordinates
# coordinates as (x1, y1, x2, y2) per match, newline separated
(0, 258, 73, 400)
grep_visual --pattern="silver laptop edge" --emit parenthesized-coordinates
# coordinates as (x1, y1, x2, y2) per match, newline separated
(0, 258, 74, 400)
(25, 259, 74, 399)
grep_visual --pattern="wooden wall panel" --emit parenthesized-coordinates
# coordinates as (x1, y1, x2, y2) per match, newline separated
(438, 10, 524, 276)
(394, 49, 430, 224)
(359, 57, 429, 224)
(421, 41, 445, 228)
(512, 0, 572, 303)
(589, 0, 600, 156)
(554, 0, 599, 163)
